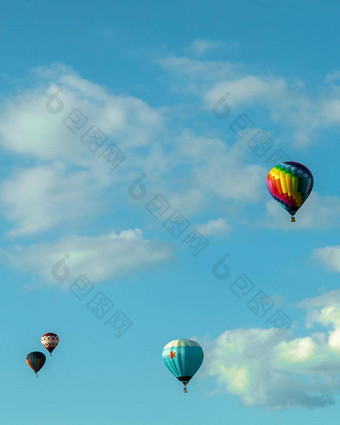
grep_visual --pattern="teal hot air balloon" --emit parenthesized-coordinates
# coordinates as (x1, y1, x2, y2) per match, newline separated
(162, 339, 204, 393)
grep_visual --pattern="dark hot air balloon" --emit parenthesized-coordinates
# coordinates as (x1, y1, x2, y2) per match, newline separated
(26, 352, 46, 377)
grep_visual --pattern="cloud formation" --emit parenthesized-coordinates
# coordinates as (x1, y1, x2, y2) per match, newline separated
(205, 289, 340, 409)
(160, 55, 340, 146)
(0, 65, 266, 237)
(1, 60, 339, 239)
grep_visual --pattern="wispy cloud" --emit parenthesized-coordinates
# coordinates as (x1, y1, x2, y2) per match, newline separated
(188, 40, 224, 57)
(0, 65, 267, 237)
(0, 229, 171, 286)
(159, 54, 340, 146)
(196, 218, 231, 237)
(0, 163, 104, 237)
(2, 61, 338, 240)
(0, 64, 164, 164)
(313, 246, 340, 273)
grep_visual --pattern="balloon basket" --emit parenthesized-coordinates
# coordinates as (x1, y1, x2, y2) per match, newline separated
(291, 216, 295, 222)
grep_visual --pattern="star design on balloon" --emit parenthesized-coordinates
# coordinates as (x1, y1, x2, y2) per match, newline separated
(168, 351, 176, 359)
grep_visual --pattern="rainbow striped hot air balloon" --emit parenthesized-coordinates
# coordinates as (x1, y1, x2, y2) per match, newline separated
(267, 161, 314, 222)
(162, 339, 204, 393)
(26, 351, 46, 377)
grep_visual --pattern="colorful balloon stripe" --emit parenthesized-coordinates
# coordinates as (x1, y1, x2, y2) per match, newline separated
(26, 351, 46, 376)
(267, 161, 314, 221)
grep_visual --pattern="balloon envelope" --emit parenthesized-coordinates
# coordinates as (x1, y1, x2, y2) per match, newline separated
(162, 339, 204, 392)
(267, 161, 314, 221)
(26, 351, 46, 375)
(41, 332, 59, 355)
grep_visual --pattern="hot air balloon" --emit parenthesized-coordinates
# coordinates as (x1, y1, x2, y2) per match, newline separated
(26, 352, 46, 377)
(41, 333, 59, 356)
(267, 161, 314, 222)
(162, 339, 204, 393)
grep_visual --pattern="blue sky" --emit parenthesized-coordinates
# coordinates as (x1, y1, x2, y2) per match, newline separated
(1, 0, 340, 423)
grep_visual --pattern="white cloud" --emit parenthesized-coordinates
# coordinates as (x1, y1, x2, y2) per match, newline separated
(299, 289, 340, 310)
(204, 74, 324, 148)
(135, 130, 266, 219)
(157, 57, 239, 96)
(0, 65, 167, 237)
(196, 218, 231, 237)
(2, 62, 339, 241)
(203, 289, 340, 409)
(0, 65, 269, 237)
(7, 61, 340, 238)
(205, 75, 288, 109)
(0, 64, 164, 164)
(299, 289, 340, 329)
(189, 40, 224, 57)
(0, 163, 104, 237)
(160, 55, 340, 146)
(0, 229, 171, 286)
(174, 129, 266, 203)
(313, 246, 340, 273)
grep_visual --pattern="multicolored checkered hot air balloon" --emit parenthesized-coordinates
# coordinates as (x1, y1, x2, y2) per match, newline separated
(26, 351, 46, 377)
(267, 161, 314, 222)
(41, 332, 59, 356)
(162, 339, 204, 393)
